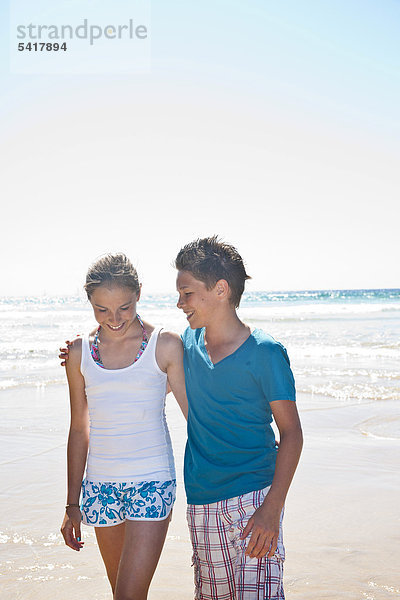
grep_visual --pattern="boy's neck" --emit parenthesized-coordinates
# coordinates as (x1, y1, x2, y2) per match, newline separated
(204, 310, 249, 346)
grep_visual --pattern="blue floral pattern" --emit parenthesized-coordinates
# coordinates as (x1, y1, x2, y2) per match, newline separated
(81, 479, 176, 526)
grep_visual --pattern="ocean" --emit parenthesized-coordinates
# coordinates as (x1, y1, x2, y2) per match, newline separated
(2, 288, 399, 410)
(0, 289, 399, 599)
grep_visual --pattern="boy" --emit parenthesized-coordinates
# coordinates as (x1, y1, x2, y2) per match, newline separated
(175, 236, 302, 600)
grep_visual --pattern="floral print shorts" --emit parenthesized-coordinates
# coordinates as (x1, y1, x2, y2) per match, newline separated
(81, 479, 176, 527)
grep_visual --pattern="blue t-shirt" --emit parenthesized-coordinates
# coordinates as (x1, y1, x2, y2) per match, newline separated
(182, 327, 296, 505)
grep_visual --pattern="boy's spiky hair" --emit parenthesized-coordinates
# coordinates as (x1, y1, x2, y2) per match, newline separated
(175, 236, 251, 307)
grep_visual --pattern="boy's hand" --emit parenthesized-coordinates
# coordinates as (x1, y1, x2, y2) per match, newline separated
(59, 341, 71, 366)
(59, 335, 81, 366)
(241, 500, 281, 559)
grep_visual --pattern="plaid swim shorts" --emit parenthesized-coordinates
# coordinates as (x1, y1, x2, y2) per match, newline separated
(187, 486, 285, 600)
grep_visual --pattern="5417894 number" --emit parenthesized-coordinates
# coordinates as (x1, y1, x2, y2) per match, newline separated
(18, 43, 67, 51)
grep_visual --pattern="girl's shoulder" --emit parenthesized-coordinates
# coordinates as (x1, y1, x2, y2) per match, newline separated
(68, 335, 84, 360)
(158, 329, 183, 348)
(156, 331, 183, 371)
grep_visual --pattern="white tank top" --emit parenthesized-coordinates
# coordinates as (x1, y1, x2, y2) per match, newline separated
(80, 327, 175, 483)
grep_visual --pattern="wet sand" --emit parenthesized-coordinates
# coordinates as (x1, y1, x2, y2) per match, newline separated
(0, 385, 399, 599)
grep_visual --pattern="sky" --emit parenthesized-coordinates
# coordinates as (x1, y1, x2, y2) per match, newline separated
(1, 0, 399, 296)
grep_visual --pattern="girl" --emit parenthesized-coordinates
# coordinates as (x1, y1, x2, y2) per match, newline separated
(60, 253, 187, 600)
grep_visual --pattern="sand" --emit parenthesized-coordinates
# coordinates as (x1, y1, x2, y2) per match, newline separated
(0, 384, 399, 599)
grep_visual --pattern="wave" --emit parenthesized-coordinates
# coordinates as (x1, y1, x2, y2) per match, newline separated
(240, 303, 400, 322)
(0, 377, 65, 391)
(295, 367, 400, 381)
(358, 416, 400, 440)
(0, 379, 18, 390)
(298, 383, 400, 403)
(242, 289, 400, 303)
(290, 344, 400, 360)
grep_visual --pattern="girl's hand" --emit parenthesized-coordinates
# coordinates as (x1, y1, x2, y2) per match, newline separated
(61, 507, 84, 551)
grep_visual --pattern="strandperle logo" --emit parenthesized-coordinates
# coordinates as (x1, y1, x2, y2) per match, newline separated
(16, 19, 148, 46)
